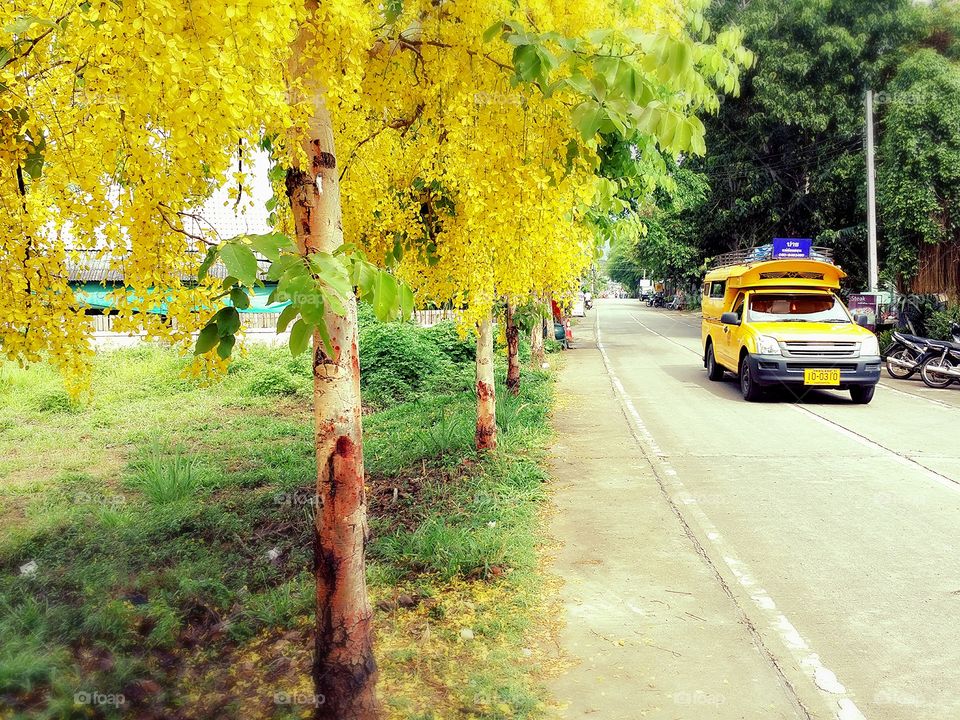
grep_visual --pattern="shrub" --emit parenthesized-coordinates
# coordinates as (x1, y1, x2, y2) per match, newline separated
(877, 329, 894, 353)
(544, 338, 564, 353)
(893, 293, 946, 336)
(422, 321, 475, 364)
(246, 365, 300, 396)
(35, 390, 80, 414)
(359, 321, 451, 403)
(928, 305, 960, 340)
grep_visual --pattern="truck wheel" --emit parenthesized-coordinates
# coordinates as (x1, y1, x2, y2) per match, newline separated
(739, 358, 764, 402)
(850, 385, 876, 404)
(705, 343, 725, 381)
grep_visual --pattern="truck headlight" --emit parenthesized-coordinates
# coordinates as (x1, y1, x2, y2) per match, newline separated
(756, 335, 781, 355)
(860, 336, 880, 357)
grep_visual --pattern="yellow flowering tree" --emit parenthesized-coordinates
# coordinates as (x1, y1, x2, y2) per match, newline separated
(334, 0, 751, 449)
(1, 0, 750, 715)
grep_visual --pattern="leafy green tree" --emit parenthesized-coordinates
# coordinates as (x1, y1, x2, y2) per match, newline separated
(682, 0, 925, 289)
(878, 49, 960, 294)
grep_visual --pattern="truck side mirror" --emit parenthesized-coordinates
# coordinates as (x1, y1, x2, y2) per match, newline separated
(720, 312, 740, 325)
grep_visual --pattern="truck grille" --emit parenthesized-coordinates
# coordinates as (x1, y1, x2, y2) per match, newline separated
(780, 341, 859, 359)
(785, 362, 859, 373)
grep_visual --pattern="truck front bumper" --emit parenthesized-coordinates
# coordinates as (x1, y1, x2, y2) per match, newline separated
(746, 354, 882, 389)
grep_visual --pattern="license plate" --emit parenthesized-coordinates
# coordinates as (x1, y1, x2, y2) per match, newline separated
(804, 368, 840, 386)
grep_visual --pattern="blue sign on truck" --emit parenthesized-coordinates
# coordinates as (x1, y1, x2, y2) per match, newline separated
(772, 238, 812, 259)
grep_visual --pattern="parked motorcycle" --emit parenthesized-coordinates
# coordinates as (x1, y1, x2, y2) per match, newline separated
(883, 324, 960, 380)
(647, 292, 666, 308)
(920, 326, 960, 389)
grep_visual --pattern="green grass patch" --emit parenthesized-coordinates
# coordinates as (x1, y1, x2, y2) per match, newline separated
(0, 319, 555, 719)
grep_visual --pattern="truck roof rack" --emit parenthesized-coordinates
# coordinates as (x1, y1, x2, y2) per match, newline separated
(708, 246, 835, 270)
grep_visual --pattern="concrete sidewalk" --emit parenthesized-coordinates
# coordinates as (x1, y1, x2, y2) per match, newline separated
(544, 320, 803, 720)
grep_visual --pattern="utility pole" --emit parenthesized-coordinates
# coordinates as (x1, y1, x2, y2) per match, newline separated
(865, 89, 879, 292)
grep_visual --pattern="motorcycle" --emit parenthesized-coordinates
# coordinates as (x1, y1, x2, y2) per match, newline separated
(584, 297, 594, 310)
(883, 324, 960, 380)
(647, 292, 666, 308)
(919, 326, 960, 389)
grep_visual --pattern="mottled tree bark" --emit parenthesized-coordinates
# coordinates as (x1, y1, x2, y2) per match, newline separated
(475, 312, 497, 450)
(287, 8, 379, 719)
(530, 318, 545, 367)
(505, 302, 521, 394)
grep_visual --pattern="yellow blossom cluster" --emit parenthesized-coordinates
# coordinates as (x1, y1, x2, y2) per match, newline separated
(333, 0, 711, 326)
(2, 0, 745, 385)
(0, 0, 306, 387)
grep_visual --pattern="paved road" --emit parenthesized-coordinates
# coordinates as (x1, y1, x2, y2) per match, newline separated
(549, 299, 960, 720)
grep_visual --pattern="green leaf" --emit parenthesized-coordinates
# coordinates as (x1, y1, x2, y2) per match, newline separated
(216, 334, 236, 360)
(289, 319, 312, 357)
(355, 261, 378, 300)
(220, 243, 259, 287)
(593, 56, 620, 88)
(565, 72, 593, 95)
(309, 252, 353, 301)
(215, 307, 241, 337)
(571, 100, 605, 141)
(23, 137, 45, 180)
(266, 255, 302, 281)
(276, 304, 298, 333)
(513, 44, 542, 84)
(482, 21, 503, 43)
(229, 287, 250, 310)
(615, 63, 642, 102)
(5, 15, 56, 35)
(320, 287, 346, 318)
(372, 271, 399, 321)
(315, 320, 334, 357)
(198, 245, 219, 280)
(299, 289, 326, 326)
(383, 0, 403, 23)
(280, 272, 318, 315)
(399, 283, 414, 320)
(194, 324, 219, 355)
(246, 232, 295, 262)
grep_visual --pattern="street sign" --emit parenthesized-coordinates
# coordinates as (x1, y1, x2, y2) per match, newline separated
(772, 238, 813, 259)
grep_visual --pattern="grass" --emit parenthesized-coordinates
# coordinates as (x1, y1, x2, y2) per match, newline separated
(0, 332, 558, 720)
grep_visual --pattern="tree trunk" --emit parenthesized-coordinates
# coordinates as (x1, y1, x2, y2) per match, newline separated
(286, 10, 379, 719)
(530, 304, 545, 367)
(505, 302, 521, 394)
(475, 312, 497, 450)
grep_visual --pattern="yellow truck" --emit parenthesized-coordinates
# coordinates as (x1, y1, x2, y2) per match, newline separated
(701, 247, 881, 403)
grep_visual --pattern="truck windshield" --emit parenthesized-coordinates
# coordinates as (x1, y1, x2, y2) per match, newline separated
(748, 294, 850, 323)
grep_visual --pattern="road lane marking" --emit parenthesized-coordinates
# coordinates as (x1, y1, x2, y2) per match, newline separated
(596, 305, 866, 720)
(629, 312, 703, 356)
(789, 404, 960, 492)
(877, 380, 960, 411)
